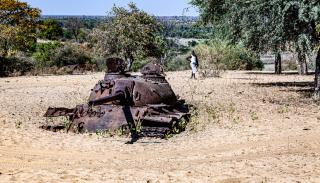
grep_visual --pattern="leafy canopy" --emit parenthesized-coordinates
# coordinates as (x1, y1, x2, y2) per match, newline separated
(191, 0, 320, 53)
(39, 19, 63, 40)
(0, 0, 41, 56)
(90, 3, 166, 68)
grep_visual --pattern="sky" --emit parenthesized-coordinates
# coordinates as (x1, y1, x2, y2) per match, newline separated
(23, 0, 199, 16)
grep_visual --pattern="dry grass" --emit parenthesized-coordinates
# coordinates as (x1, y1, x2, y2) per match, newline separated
(0, 71, 319, 182)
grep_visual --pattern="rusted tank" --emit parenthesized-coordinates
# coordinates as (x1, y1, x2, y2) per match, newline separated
(42, 58, 189, 142)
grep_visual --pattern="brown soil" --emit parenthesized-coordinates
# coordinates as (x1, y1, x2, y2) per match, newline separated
(0, 71, 319, 182)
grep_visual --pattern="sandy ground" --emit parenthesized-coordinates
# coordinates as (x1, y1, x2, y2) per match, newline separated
(0, 71, 319, 183)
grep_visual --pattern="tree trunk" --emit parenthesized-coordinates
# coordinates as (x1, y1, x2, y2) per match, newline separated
(275, 52, 282, 74)
(297, 51, 308, 75)
(314, 47, 320, 99)
(0, 56, 4, 77)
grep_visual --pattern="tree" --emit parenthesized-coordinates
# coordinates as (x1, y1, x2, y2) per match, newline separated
(39, 19, 63, 40)
(191, 0, 319, 75)
(0, 0, 41, 57)
(314, 24, 320, 99)
(0, 25, 20, 56)
(281, 0, 318, 75)
(65, 17, 83, 42)
(315, 47, 320, 99)
(89, 3, 166, 70)
(192, 0, 320, 97)
(191, 0, 284, 74)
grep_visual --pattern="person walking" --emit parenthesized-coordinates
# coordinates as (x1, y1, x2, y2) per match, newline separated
(187, 50, 199, 79)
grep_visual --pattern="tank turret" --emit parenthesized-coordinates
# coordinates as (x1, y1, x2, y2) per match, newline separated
(42, 58, 189, 142)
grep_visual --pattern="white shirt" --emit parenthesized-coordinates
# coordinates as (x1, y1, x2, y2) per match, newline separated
(191, 55, 197, 64)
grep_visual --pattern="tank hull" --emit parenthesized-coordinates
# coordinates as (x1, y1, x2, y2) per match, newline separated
(43, 102, 189, 137)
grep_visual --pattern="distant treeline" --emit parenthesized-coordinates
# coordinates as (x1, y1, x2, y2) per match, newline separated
(41, 15, 211, 39)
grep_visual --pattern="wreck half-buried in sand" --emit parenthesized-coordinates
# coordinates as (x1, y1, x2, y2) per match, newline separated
(42, 58, 190, 142)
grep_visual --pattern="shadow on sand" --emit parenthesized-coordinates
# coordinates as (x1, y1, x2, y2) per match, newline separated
(245, 71, 315, 75)
(252, 81, 315, 98)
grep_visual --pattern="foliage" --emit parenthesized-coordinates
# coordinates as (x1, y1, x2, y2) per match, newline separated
(65, 17, 84, 42)
(161, 38, 193, 71)
(0, 0, 41, 56)
(161, 20, 212, 39)
(39, 19, 63, 40)
(194, 40, 263, 77)
(190, 0, 228, 24)
(283, 60, 298, 71)
(32, 42, 62, 69)
(0, 0, 41, 26)
(130, 58, 149, 72)
(89, 3, 166, 70)
(0, 25, 21, 56)
(0, 52, 34, 77)
(51, 44, 92, 67)
(191, 0, 320, 74)
(32, 42, 93, 70)
(164, 54, 190, 71)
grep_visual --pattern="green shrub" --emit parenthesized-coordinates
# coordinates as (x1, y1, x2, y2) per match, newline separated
(0, 53, 34, 77)
(52, 44, 92, 67)
(283, 60, 298, 71)
(131, 59, 149, 72)
(162, 42, 192, 71)
(164, 54, 190, 71)
(93, 57, 107, 71)
(195, 40, 263, 74)
(32, 42, 94, 73)
(32, 42, 62, 69)
(194, 44, 226, 77)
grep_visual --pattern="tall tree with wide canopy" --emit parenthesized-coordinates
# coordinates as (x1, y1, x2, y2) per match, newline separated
(191, 0, 285, 74)
(0, 0, 41, 57)
(314, 24, 320, 99)
(191, 0, 319, 75)
(90, 3, 166, 70)
(191, 0, 320, 97)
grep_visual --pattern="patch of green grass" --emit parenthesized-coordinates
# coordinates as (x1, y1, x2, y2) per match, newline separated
(250, 111, 259, 121)
(226, 102, 240, 124)
(277, 105, 290, 114)
(96, 129, 112, 137)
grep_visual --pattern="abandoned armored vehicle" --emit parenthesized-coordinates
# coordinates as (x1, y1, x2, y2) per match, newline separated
(43, 58, 190, 140)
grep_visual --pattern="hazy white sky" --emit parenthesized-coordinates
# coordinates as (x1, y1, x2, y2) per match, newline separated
(24, 0, 199, 16)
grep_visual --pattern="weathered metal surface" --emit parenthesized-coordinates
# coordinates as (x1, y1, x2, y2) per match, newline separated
(42, 58, 190, 141)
